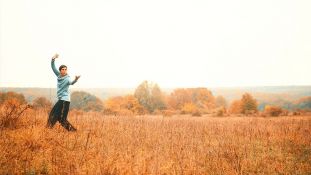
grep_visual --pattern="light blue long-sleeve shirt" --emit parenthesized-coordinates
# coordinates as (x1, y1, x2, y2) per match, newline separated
(51, 59, 77, 101)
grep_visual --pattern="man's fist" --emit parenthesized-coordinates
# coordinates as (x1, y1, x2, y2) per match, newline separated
(52, 53, 59, 60)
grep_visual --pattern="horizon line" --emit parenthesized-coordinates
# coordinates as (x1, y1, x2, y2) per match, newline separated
(1, 84, 311, 89)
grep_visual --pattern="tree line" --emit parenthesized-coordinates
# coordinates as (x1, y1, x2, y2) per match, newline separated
(1, 81, 311, 117)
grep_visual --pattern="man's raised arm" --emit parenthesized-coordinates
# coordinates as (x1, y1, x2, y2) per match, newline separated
(51, 54, 60, 76)
(69, 75, 81, 85)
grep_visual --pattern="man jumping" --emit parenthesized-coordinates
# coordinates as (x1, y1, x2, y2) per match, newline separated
(47, 53, 80, 131)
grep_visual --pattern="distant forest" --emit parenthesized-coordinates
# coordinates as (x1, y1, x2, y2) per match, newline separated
(1, 85, 311, 113)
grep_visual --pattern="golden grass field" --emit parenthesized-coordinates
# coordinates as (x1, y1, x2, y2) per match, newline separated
(1, 110, 310, 175)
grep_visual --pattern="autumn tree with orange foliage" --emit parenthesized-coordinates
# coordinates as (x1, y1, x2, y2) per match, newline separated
(264, 105, 283, 116)
(229, 100, 243, 114)
(181, 103, 201, 116)
(168, 88, 191, 110)
(104, 95, 145, 115)
(229, 93, 258, 115)
(168, 88, 216, 114)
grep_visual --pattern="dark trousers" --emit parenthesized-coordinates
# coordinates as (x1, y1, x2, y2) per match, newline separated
(47, 100, 77, 131)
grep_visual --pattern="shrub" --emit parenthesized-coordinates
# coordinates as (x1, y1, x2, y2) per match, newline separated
(192, 110, 202, 117)
(181, 103, 198, 114)
(264, 105, 283, 116)
(0, 98, 31, 129)
(216, 107, 226, 117)
(32, 97, 52, 109)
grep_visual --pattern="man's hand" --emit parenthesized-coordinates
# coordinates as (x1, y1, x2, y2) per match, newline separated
(52, 53, 59, 60)
(75, 75, 81, 80)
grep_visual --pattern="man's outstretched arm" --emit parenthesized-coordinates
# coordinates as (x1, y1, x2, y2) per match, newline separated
(69, 75, 81, 85)
(51, 54, 60, 76)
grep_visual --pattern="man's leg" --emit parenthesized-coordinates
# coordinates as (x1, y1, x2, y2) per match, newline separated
(60, 101, 77, 131)
(47, 100, 62, 128)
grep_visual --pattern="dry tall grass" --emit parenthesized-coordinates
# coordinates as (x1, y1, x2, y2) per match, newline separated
(0, 109, 310, 174)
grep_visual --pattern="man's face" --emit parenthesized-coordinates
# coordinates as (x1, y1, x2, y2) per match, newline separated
(60, 67, 67, 76)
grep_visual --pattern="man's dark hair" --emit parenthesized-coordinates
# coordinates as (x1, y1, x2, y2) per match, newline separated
(59, 65, 67, 71)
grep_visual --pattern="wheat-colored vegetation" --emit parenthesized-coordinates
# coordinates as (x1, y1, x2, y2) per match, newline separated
(1, 106, 310, 174)
(1, 86, 311, 174)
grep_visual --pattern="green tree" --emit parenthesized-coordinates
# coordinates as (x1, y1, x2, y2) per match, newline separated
(240, 93, 258, 114)
(134, 81, 152, 112)
(32, 97, 52, 109)
(215, 95, 227, 108)
(71, 91, 103, 112)
(134, 81, 166, 113)
(150, 84, 166, 111)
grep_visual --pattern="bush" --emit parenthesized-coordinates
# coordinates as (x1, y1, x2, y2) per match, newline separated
(180, 103, 202, 116)
(216, 107, 226, 117)
(32, 97, 52, 109)
(0, 98, 31, 129)
(0, 91, 26, 104)
(192, 110, 202, 117)
(71, 91, 104, 112)
(264, 105, 283, 116)
(181, 103, 198, 114)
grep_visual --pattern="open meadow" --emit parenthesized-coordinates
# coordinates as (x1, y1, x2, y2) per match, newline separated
(1, 109, 310, 175)
(2, 0, 311, 174)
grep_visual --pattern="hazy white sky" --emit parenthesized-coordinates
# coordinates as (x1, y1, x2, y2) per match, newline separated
(0, 0, 310, 88)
